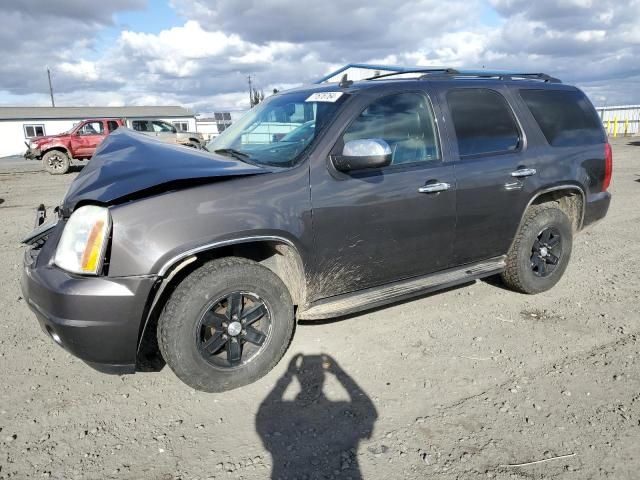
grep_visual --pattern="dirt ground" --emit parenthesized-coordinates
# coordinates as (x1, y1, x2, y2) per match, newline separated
(1, 139, 639, 480)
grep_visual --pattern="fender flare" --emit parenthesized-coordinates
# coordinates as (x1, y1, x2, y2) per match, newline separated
(41, 144, 71, 157)
(527, 183, 586, 228)
(156, 235, 300, 276)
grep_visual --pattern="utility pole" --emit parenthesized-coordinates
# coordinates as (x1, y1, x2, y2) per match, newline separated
(47, 68, 55, 107)
(247, 75, 253, 107)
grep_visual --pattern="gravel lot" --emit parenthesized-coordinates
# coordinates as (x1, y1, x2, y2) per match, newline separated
(1, 140, 639, 480)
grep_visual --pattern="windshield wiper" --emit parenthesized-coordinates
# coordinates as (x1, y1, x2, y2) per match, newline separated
(214, 148, 251, 161)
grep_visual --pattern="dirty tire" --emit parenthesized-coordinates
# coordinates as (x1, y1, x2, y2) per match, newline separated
(158, 257, 295, 392)
(186, 141, 200, 149)
(42, 150, 70, 175)
(501, 204, 573, 294)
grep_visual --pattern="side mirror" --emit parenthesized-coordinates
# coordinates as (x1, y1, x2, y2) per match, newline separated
(332, 139, 392, 172)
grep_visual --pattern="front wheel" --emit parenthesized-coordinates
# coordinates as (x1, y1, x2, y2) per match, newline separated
(42, 150, 70, 175)
(158, 257, 295, 392)
(501, 204, 573, 294)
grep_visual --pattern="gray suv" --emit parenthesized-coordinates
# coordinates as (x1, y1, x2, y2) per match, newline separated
(21, 69, 612, 392)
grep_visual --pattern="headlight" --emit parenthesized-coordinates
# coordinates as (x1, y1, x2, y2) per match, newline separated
(54, 205, 111, 275)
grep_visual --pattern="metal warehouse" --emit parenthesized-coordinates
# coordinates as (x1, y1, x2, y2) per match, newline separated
(0, 106, 196, 157)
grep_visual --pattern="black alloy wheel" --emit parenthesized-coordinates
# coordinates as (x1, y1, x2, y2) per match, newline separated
(196, 291, 272, 369)
(158, 257, 294, 392)
(530, 226, 562, 277)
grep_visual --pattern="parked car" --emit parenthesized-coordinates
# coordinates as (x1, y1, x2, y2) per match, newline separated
(21, 69, 612, 392)
(24, 118, 124, 174)
(126, 118, 205, 149)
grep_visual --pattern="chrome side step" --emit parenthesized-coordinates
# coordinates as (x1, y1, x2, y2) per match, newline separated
(298, 256, 505, 320)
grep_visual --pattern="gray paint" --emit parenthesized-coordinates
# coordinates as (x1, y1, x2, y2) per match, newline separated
(21, 76, 612, 373)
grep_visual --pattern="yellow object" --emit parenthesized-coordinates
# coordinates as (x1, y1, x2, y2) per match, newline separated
(613, 116, 618, 137)
(81, 219, 106, 273)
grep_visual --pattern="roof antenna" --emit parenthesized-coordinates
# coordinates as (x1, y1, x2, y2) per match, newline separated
(339, 74, 353, 88)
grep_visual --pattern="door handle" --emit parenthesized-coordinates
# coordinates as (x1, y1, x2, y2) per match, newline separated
(511, 168, 537, 178)
(418, 182, 451, 194)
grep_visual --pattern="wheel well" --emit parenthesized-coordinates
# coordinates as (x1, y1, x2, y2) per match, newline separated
(531, 188, 584, 231)
(42, 146, 70, 157)
(188, 138, 201, 144)
(136, 240, 306, 369)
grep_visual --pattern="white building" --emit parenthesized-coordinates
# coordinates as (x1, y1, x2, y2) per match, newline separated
(0, 106, 196, 157)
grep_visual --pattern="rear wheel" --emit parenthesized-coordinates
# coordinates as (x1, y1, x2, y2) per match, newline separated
(501, 204, 573, 294)
(42, 150, 70, 175)
(158, 257, 295, 392)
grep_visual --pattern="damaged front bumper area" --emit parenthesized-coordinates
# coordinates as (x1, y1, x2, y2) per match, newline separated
(21, 218, 157, 374)
(24, 146, 42, 160)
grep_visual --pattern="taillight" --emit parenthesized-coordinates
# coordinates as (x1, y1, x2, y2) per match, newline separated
(603, 142, 613, 191)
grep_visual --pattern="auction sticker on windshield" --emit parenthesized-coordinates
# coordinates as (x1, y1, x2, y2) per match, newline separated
(306, 92, 343, 103)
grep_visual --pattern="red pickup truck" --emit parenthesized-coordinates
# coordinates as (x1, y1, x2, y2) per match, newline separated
(24, 118, 124, 174)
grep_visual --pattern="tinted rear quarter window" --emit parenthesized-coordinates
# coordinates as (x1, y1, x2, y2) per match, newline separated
(520, 89, 604, 147)
(447, 88, 521, 157)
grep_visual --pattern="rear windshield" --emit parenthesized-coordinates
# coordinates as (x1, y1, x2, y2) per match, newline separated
(520, 89, 604, 147)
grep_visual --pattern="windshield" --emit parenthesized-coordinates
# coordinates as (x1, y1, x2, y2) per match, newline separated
(207, 91, 348, 167)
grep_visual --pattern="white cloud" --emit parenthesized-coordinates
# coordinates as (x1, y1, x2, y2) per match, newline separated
(58, 60, 100, 82)
(1, 0, 639, 109)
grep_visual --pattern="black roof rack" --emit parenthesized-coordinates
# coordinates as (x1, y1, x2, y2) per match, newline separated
(364, 68, 460, 80)
(365, 69, 561, 84)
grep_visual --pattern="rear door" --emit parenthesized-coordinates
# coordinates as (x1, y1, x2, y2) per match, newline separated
(439, 86, 536, 264)
(309, 89, 457, 298)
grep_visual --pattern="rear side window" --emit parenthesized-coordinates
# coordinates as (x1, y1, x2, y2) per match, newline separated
(520, 89, 604, 147)
(447, 88, 521, 157)
(107, 121, 119, 132)
(132, 120, 151, 132)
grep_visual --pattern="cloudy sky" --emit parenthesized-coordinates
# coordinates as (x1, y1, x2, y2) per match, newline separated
(1, 0, 638, 112)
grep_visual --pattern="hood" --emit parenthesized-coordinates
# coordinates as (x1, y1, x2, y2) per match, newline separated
(32, 133, 68, 144)
(63, 128, 271, 211)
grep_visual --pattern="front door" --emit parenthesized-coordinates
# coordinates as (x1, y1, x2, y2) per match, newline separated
(439, 87, 534, 264)
(152, 120, 179, 144)
(74, 120, 107, 157)
(310, 91, 456, 299)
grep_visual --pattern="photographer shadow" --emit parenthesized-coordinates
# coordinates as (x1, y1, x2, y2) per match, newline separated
(256, 354, 377, 479)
